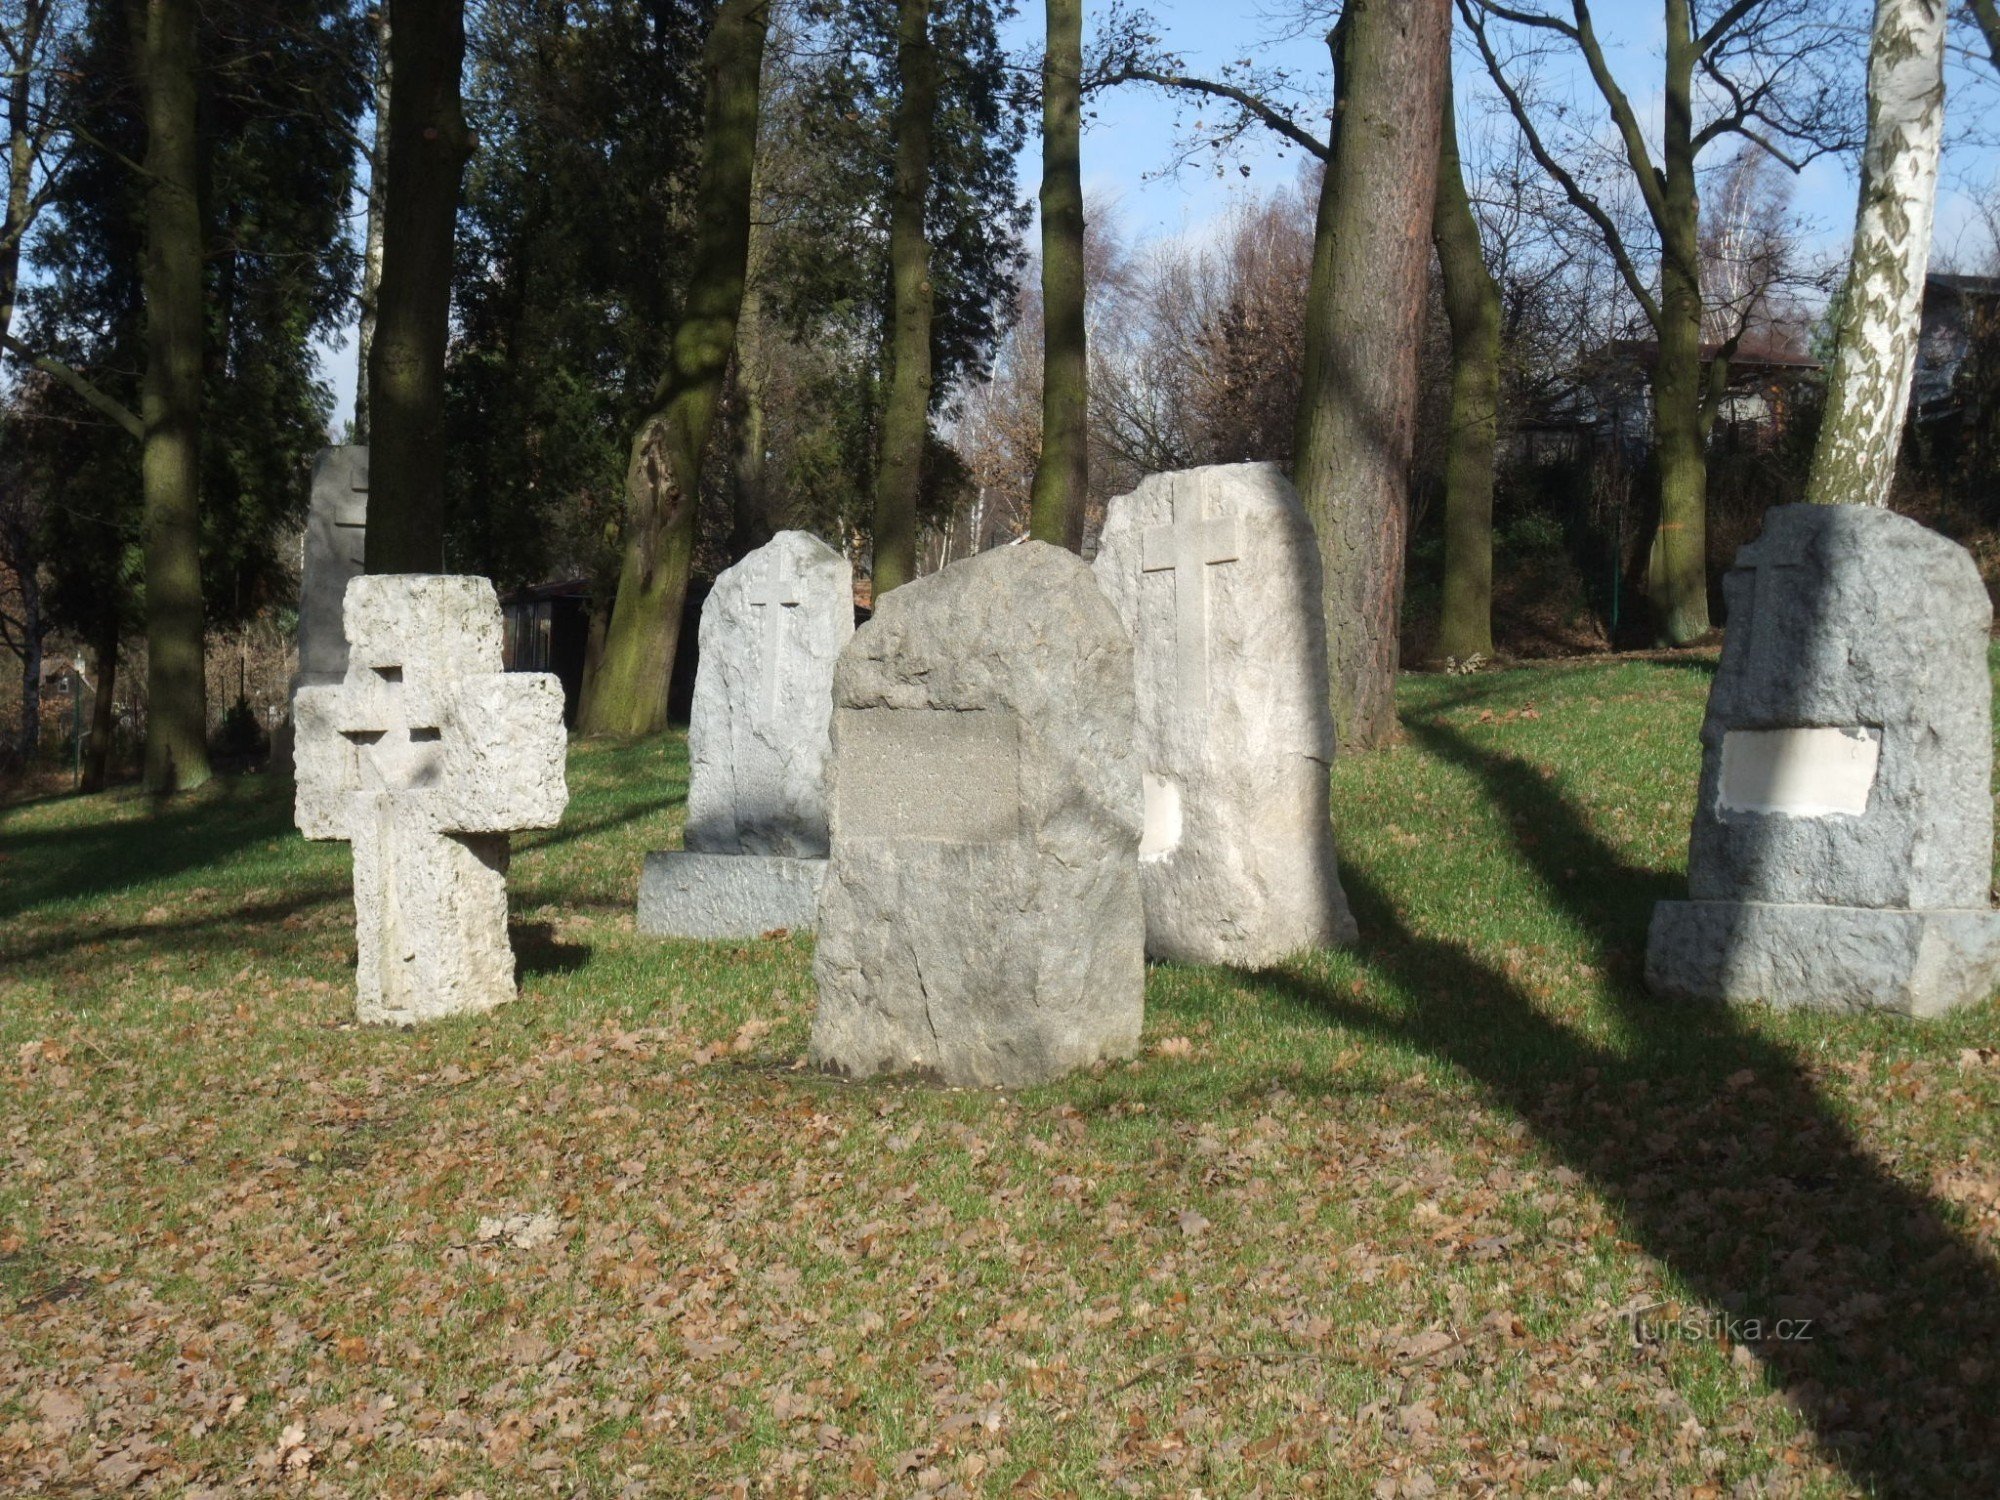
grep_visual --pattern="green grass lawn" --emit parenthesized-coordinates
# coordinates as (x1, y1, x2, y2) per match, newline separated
(3, 655, 1999, 1497)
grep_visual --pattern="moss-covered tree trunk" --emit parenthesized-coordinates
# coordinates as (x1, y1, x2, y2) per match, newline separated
(730, 235, 775, 560)
(1647, 249, 1711, 642)
(136, 0, 209, 793)
(870, 0, 937, 598)
(1292, 0, 1450, 751)
(365, 0, 471, 573)
(1432, 71, 1498, 663)
(1029, 0, 1086, 551)
(580, 0, 770, 736)
(1639, 0, 1712, 644)
(1808, 0, 1946, 508)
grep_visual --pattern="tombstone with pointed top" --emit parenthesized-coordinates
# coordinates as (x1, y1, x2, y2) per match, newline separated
(275, 446, 368, 772)
(1093, 462, 1355, 965)
(1647, 503, 2000, 1015)
(294, 575, 568, 1024)
(637, 531, 853, 939)
(299, 446, 370, 689)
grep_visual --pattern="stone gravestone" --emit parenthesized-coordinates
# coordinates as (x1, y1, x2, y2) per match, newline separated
(637, 531, 853, 938)
(276, 446, 368, 772)
(299, 445, 370, 689)
(1093, 462, 1355, 965)
(1647, 504, 2000, 1015)
(809, 542, 1145, 1086)
(295, 575, 568, 1024)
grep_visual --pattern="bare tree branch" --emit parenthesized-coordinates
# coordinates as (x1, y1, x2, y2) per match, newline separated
(1459, 0, 1663, 326)
(0, 332, 143, 439)
(1098, 62, 1330, 159)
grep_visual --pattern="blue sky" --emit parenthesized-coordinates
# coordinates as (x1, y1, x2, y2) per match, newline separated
(320, 0, 2000, 428)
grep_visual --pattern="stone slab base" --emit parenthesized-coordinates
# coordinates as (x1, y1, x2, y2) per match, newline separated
(1646, 900, 2000, 1017)
(638, 852, 825, 940)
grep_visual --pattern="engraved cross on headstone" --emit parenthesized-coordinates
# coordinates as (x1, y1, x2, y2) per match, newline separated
(1734, 525, 1814, 680)
(1142, 489, 1244, 716)
(746, 550, 803, 716)
(295, 576, 568, 1025)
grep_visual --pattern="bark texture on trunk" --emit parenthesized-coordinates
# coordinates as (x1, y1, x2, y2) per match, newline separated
(581, 0, 770, 736)
(730, 254, 775, 558)
(356, 0, 392, 443)
(1647, 252, 1712, 643)
(364, 0, 471, 573)
(1292, 0, 1451, 751)
(870, 0, 936, 598)
(1029, 0, 1087, 552)
(1641, 0, 1712, 644)
(1807, 0, 1946, 508)
(1432, 71, 1498, 663)
(136, 0, 210, 793)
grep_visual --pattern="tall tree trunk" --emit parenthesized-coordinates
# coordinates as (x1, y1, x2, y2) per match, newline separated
(364, 0, 471, 573)
(1029, 0, 1086, 551)
(2, 0, 45, 352)
(136, 0, 209, 793)
(1432, 71, 1499, 663)
(580, 0, 770, 736)
(1292, 0, 1451, 751)
(1642, 0, 1712, 645)
(1647, 257, 1711, 643)
(355, 0, 392, 443)
(82, 624, 117, 793)
(870, 0, 937, 597)
(1808, 0, 1946, 507)
(730, 257, 775, 558)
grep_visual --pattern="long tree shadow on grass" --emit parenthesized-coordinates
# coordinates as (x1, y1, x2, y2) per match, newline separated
(0, 778, 300, 922)
(1250, 718, 2000, 1495)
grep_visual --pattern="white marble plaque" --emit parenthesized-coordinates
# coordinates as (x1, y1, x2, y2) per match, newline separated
(1719, 726, 1881, 818)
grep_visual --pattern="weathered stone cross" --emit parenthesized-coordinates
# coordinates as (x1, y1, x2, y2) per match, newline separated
(746, 550, 803, 715)
(1142, 489, 1244, 715)
(295, 576, 568, 1025)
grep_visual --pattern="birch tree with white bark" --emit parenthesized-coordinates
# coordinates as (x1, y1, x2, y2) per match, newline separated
(1806, 0, 1948, 506)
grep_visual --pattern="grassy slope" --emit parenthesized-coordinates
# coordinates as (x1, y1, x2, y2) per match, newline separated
(2, 657, 1998, 1498)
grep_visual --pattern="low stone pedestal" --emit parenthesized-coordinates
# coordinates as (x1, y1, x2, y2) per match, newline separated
(1647, 901, 2000, 1017)
(637, 852, 825, 940)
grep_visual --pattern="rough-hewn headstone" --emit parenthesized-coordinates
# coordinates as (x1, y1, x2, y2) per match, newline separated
(808, 542, 1144, 1085)
(1647, 504, 2000, 1015)
(637, 531, 852, 939)
(1093, 463, 1355, 965)
(295, 575, 568, 1024)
